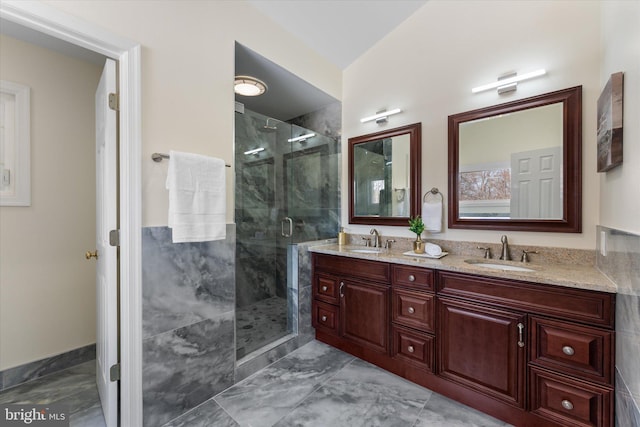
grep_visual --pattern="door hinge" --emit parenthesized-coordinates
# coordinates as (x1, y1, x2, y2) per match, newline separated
(108, 93, 119, 111)
(109, 229, 120, 247)
(110, 363, 120, 381)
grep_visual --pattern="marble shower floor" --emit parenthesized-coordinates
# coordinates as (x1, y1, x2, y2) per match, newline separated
(0, 360, 106, 427)
(166, 340, 514, 427)
(236, 296, 290, 359)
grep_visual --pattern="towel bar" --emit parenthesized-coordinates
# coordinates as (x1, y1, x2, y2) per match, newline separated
(152, 152, 231, 167)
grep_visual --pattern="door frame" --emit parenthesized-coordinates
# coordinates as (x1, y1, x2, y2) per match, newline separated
(0, 2, 143, 426)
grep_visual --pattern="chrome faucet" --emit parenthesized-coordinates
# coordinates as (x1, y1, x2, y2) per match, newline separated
(499, 235, 511, 260)
(370, 228, 382, 248)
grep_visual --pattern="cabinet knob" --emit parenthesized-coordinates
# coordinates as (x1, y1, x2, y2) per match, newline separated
(408, 274, 416, 282)
(562, 345, 575, 356)
(407, 307, 415, 314)
(321, 285, 328, 292)
(561, 400, 574, 411)
(321, 315, 327, 322)
(407, 345, 415, 353)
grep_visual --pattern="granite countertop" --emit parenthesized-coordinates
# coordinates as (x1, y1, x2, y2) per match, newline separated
(308, 244, 617, 294)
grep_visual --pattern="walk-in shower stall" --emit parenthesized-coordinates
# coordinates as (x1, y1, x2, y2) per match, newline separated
(234, 107, 340, 360)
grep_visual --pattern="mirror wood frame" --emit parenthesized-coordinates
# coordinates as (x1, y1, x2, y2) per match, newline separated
(448, 86, 582, 232)
(349, 122, 422, 226)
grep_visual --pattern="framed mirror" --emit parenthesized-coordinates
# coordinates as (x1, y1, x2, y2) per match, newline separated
(349, 123, 421, 226)
(448, 86, 582, 232)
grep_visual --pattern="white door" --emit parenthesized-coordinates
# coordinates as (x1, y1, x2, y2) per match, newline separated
(510, 146, 562, 219)
(95, 58, 118, 427)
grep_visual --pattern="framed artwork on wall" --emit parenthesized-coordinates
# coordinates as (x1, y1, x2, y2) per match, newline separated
(597, 72, 624, 173)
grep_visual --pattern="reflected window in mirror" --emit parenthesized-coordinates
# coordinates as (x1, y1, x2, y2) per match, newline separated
(349, 123, 421, 226)
(449, 86, 582, 232)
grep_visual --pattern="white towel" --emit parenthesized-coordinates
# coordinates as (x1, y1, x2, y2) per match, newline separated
(424, 242, 442, 257)
(422, 199, 442, 233)
(166, 150, 226, 243)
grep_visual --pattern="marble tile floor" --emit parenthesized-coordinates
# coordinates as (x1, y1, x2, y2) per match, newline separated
(236, 296, 290, 360)
(166, 340, 513, 427)
(0, 360, 106, 427)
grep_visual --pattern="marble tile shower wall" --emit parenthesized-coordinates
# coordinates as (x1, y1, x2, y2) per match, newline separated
(141, 226, 235, 427)
(596, 226, 640, 427)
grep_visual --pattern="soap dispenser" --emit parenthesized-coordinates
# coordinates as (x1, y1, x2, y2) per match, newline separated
(338, 227, 347, 246)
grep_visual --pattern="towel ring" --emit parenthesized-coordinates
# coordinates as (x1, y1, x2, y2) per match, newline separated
(423, 187, 443, 203)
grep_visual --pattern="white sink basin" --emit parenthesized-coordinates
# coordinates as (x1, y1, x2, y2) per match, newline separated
(464, 259, 535, 272)
(348, 248, 382, 254)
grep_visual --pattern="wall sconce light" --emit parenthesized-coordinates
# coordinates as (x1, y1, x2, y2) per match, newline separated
(360, 108, 402, 124)
(471, 69, 547, 94)
(287, 133, 315, 143)
(244, 147, 265, 156)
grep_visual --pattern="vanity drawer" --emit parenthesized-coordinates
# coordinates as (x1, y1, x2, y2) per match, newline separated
(392, 288, 435, 333)
(391, 325, 434, 372)
(312, 301, 339, 335)
(392, 265, 434, 290)
(530, 316, 613, 385)
(437, 271, 615, 328)
(314, 273, 340, 305)
(313, 254, 390, 283)
(530, 366, 613, 427)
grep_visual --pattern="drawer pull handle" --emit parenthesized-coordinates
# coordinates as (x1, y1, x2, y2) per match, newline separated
(407, 307, 415, 314)
(562, 345, 575, 356)
(321, 285, 328, 292)
(408, 274, 416, 282)
(517, 323, 525, 348)
(321, 315, 327, 322)
(407, 345, 415, 353)
(340, 282, 345, 298)
(561, 400, 574, 411)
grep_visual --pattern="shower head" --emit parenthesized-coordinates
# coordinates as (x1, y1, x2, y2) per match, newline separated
(261, 118, 278, 133)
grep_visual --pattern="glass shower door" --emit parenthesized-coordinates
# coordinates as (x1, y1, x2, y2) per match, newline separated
(235, 109, 339, 361)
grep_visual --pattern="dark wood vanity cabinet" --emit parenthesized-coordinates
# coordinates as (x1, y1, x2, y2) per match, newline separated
(312, 254, 390, 354)
(311, 254, 616, 427)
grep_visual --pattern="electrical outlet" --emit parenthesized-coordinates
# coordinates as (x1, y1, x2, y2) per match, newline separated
(600, 230, 607, 257)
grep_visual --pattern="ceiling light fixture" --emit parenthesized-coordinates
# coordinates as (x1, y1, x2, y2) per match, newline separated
(234, 75, 268, 97)
(360, 108, 402, 124)
(244, 147, 265, 155)
(471, 69, 547, 94)
(287, 133, 315, 143)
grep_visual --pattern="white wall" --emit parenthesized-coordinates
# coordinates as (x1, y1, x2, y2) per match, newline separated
(343, 0, 601, 249)
(599, 1, 640, 235)
(45, 0, 342, 227)
(0, 35, 101, 369)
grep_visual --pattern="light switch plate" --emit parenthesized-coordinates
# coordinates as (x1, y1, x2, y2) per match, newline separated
(1, 168, 10, 187)
(600, 230, 607, 257)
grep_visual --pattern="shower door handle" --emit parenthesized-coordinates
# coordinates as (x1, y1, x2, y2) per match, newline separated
(281, 217, 293, 237)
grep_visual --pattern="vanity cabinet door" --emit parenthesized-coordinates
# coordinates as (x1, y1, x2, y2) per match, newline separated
(340, 279, 389, 354)
(438, 297, 526, 408)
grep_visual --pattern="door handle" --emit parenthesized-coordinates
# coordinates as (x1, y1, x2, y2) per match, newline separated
(85, 250, 99, 260)
(281, 217, 293, 237)
(517, 322, 525, 348)
(339, 281, 345, 298)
